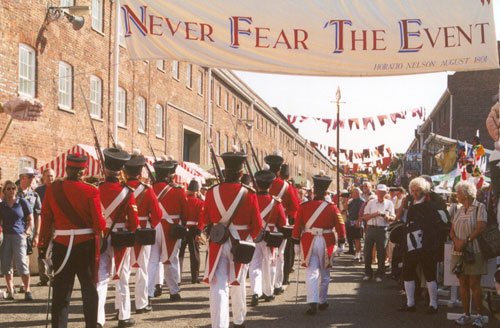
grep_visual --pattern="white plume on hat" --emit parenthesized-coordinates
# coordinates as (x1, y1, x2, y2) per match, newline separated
(132, 148, 141, 156)
(262, 163, 270, 171)
(318, 170, 325, 176)
(273, 149, 283, 157)
(115, 141, 125, 150)
(160, 155, 174, 161)
(232, 144, 240, 152)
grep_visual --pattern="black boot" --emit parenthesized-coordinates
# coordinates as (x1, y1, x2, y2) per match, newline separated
(153, 284, 162, 297)
(306, 303, 318, 315)
(250, 294, 259, 306)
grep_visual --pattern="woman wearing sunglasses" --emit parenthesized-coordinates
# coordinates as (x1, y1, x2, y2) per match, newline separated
(0, 180, 34, 301)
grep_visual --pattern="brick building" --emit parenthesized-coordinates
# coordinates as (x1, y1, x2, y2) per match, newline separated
(405, 42, 500, 175)
(0, 1, 335, 186)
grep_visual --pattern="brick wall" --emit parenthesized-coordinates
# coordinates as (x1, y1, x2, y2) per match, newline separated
(0, 1, 335, 184)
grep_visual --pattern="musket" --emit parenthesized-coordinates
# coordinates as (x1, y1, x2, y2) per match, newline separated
(208, 141, 224, 183)
(244, 157, 256, 187)
(79, 85, 105, 177)
(147, 138, 158, 162)
(247, 140, 262, 171)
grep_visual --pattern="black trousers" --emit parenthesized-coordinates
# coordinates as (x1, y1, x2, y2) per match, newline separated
(402, 250, 437, 282)
(179, 230, 200, 282)
(51, 240, 98, 328)
(283, 237, 294, 284)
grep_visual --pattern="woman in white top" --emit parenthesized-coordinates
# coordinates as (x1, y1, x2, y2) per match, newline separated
(450, 181, 487, 328)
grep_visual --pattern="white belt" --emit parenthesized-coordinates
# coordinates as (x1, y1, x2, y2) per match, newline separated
(162, 215, 180, 224)
(139, 216, 149, 221)
(54, 228, 94, 236)
(108, 222, 126, 231)
(305, 228, 332, 236)
(231, 224, 250, 231)
(185, 221, 198, 226)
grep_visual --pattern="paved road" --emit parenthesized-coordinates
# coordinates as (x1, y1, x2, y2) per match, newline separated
(0, 249, 498, 327)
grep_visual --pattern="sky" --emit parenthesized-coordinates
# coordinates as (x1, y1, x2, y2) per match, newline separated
(234, 1, 500, 156)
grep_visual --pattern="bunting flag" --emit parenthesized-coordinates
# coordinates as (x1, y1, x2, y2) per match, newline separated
(286, 108, 424, 132)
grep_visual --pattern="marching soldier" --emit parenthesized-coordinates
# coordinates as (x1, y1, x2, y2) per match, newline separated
(179, 179, 204, 284)
(264, 156, 299, 291)
(39, 153, 106, 328)
(203, 150, 262, 328)
(124, 155, 162, 314)
(149, 158, 187, 301)
(249, 170, 287, 306)
(291, 172, 346, 315)
(97, 148, 139, 328)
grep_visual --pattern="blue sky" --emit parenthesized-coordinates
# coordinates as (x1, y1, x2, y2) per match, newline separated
(235, 1, 500, 155)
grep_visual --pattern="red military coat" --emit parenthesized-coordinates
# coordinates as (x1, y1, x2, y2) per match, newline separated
(203, 183, 262, 285)
(256, 192, 286, 232)
(153, 181, 188, 264)
(292, 199, 346, 268)
(99, 179, 139, 279)
(127, 179, 162, 267)
(269, 177, 299, 221)
(184, 194, 205, 233)
(39, 179, 106, 281)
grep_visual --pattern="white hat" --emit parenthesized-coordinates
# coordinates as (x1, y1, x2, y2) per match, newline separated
(376, 184, 388, 192)
(19, 167, 36, 176)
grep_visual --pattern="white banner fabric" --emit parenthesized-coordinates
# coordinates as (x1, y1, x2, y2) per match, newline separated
(121, 0, 498, 76)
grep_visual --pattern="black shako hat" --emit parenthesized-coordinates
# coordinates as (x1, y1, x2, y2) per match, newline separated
(124, 155, 146, 176)
(255, 170, 276, 190)
(221, 151, 247, 172)
(103, 148, 131, 171)
(280, 163, 290, 178)
(313, 173, 332, 193)
(153, 160, 178, 176)
(187, 179, 200, 192)
(264, 154, 284, 173)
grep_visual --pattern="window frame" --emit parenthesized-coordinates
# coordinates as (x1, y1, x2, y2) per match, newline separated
(136, 96, 147, 133)
(58, 61, 73, 111)
(197, 69, 204, 95)
(18, 44, 36, 98)
(117, 87, 127, 128)
(171, 60, 179, 80)
(91, 0, 104, 33)
(186, 63, 192, 88)
(89, 75, 102, 119)
(155, 103, 164, 138)
(156, 60, 165, 72)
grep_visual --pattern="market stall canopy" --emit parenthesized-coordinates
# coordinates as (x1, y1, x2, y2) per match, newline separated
(38, 144, 213, 185)
(121, 0, 498, 76)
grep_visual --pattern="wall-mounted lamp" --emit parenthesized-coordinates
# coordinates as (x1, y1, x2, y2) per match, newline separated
(47, 5, 89, 31)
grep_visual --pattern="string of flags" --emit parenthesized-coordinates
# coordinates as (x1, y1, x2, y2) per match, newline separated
(287, 107, 425, 132)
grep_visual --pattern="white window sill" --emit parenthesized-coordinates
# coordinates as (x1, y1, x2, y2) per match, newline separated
(58, 106, 74, 114)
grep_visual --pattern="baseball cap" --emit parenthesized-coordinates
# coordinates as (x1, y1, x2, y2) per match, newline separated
(376, 184, 388, 192)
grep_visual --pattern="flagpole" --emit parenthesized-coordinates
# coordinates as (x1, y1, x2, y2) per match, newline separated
(335, 87, 341, 197)
(113, 0, 121, 145)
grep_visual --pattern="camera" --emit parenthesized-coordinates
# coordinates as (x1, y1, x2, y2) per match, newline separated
(452, 262, 463, 277)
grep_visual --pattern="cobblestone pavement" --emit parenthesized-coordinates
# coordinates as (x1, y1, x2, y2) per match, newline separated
(0, 248, 498, 327)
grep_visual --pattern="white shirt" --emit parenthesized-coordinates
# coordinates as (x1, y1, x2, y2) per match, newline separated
(363, 198, 395, 227)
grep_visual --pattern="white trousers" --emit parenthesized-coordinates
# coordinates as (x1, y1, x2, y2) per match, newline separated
(273, 239, 287, 289)
(97, 241, 132, 325)
(249, 241, 274, 297)
(163, 239, 181, 294)
(306, 236, 330, 305)
(148, 224, 163, 297)
(132, 244, 151, 310)
(209, 241, 248, 328)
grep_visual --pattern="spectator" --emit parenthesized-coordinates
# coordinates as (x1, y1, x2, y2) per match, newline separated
(398, 177, 441, 314)
(0, 181, 34, 301)
(199, 185, 208, 201)
(362, 184, 395, 282)
(361, 182, 375, 202)
(450, 181, 487, 328)
(16, 167, 41, 292)
(347, 188, 364, 261)
(34, 168, 54, 287)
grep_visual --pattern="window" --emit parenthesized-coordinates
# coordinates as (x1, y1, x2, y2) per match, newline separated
(18, 44, 36, 98)
(155, 104, 164, 137)
(18, 156, 35, 174)
(156, 60, 165, 71)
(91, 0, 103, 32)
(216, 85, 221, 107)
(60, 0, 74, 6)
(137, 96, 146, 133)
(237, 102, 241, 118)
(117, 87, 126, 127)
(197, 70, 204, 95)
(58, 61, 73, 110)
(245, 105, 249, 119)
(90, 75, 102, 118)
(232, 96, 236, 115)
(225, 92, 229, 111)
(171, 60, 179, 79)
(186, 63, 192, 88)
(224, 135, 228, 152)
(216, 131, 221, 154)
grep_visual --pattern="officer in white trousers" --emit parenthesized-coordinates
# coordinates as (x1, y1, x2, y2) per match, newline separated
(97, 148, 139, 328)
(291, 172, 346, 315)
(249, 170, 287, 306)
